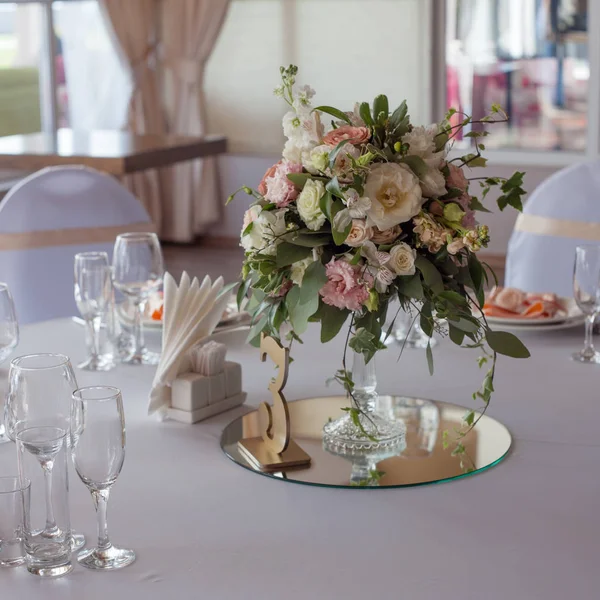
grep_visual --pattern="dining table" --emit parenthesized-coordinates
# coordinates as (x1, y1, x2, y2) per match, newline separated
(0, 317, 598, 599)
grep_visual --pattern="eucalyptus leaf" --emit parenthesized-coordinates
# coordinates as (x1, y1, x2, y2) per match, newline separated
(275, 242, 313, 268)
(246, 315, 267, 345)
(447, 317, 480, 333)
(319, 191, 333, 221)
(319, 303, 350, 343)
(398, 273, 424, 300)
(328, 140, 350, 170)
(331, 199, 352, 246)
(426, 341, 434, 375)
(313, 105, 352, 125)
(448, 324, 465, 346)
(485, 330, 530, 358)
(325, 176, 345, 199)
(285, 232, 330, 247)
(415, 255, 444, 295)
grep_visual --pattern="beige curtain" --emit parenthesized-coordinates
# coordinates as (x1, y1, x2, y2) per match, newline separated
(100, 0, 165, 233)
(160, 0, 230, 241)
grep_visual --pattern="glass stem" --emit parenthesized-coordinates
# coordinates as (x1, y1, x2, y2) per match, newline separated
(41, 460, 57, 535)
(584, 315, 595, 355)
(133, 298, 145, 357)
(351, 349, 377, 413)
(91, 488, 111, 552)
(86, 316, 101, 361)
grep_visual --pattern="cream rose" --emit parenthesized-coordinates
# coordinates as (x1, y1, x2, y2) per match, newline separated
(302, 144, 330, 174)
(297, 179, 326, 231)
(344, 219, 373, 247)
(365, 163, 423, 230)
(388, 242, 416, 276)
(420, 166, 447, 198)
(371, 225, 401, 245)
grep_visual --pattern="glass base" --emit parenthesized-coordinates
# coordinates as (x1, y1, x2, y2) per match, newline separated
(27, 561, 73, 577)
(121, 347, 160, 366)
(322, 410, 406, 455)
(78, 545, 136, 570)
(71, 532, 86, 551)
(571, 349, 600, 363)
(77, 354, 116, 371)
(385, 326, 438, 349)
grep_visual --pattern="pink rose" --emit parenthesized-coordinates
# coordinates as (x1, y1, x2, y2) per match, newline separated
(345, 220, 373, 247)
(446, 163, 468, 193)
(319, 259, 370, 312)
(494, 287, 526, 312)
(371, 225, 402, 245)
(322, 125, 370, 147)
(258, 162, 280, 195)
(263, 160, 303, 207)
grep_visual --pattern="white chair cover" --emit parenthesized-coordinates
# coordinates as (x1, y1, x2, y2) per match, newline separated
(0, 166, 154, 324)
(505, 161, 600, 297)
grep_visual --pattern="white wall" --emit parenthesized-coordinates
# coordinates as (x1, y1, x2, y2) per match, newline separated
(212, 154, 558, 256)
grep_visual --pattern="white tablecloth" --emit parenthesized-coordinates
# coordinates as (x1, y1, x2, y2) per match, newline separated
(1, 318, 598, 599)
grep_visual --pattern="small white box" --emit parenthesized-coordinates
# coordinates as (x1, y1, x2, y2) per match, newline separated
(207, 372, 226, 405)
(167, 392, 247, 424)
(171, 373, 210, 411)
(224, 362, 242, 398)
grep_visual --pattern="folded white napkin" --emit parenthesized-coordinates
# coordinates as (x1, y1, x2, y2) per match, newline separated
(148, 271, 231, 418)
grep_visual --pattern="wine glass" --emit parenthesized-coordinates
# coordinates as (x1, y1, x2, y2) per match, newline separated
(0, 282, 19, 443)
(112, 232, 163, 365)
(4, 353, 86, 550)
(573, 244, 600, 363)
(72, 386, 135, 570)
(74, 252, 115, 371)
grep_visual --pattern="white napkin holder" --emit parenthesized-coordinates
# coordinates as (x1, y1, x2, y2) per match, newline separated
(166, 341, 246, 424)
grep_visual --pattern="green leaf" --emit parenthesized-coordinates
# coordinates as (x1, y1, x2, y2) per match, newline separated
(399, 155, 428, 179)
(443, 202, 465, 223)
(236, 277, 252, 311)
(319, 191, 333, 221)
(349, 327, 386, 363)
(426, 341, 434, 375)
(447, 317, 480, 333)
(389, 100, 407, 128)
(286, 173, 311, 189)
(465, 411, 475, 426)
(313, 105, 352, 125)
(275, 243, 312, 268)
(331, 199, 352, 246)
(325, 176, 345, 199)
(242, 221, 253, 236)
(438, 290, 468, 307)
(468, 254, 485, 306)
(285, 232, 330, 247)
(246, 315, 267, 345)
(448, 324, 465, 346)
(373, 94, 389, 122)
(318, 303, 350, 343)
(419, 302, 434, 337)
(328, 140, 350, 171)
(359, 102, 374, 127)
(485, 330, 530, 358)
(398, 273, 424, 300)
(299, 261, 328, 304)
(415, 255, 444, 295)
(469, 196, 492, 213)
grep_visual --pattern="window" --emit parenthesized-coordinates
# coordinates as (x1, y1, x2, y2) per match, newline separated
(206, 0, 432, 154)
(0, 0, 130, 137)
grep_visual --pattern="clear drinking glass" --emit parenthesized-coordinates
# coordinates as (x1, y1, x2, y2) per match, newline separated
(112, 232, 164, 365)
(72, 386, 135, 570)
(0, 282, 19, 443)
(74, 252, 115, 371)
(573, 245, 600, 363)
(5, 353, 85, 551)
(0, 476, 30, 567)
(16, 427, 73, 577)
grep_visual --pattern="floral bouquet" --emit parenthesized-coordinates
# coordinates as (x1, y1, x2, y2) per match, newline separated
(229, 65, 529, 452)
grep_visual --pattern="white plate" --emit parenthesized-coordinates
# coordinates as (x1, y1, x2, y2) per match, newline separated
(487, 314, 586, 333)
(483, 297, 582, 327)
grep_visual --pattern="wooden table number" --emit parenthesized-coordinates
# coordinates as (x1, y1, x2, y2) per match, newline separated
(237, 335, 311, 472)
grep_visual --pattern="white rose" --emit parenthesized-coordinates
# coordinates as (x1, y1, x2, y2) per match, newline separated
(403, 125, 445, 168)
(420, 166, 447, 198)
(297, 179, 326, 231)
(241, 207, 288, 255)
(365, 163, 423, 230)
(289, 255, 314, 285)
(345, 219, 373, 247)
(282, 139, 304, 164)
(302, 144, 330, 174)
(388, 242, 416, 276)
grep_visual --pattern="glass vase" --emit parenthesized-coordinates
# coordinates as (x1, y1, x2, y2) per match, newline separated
(322, 350, 406, 455)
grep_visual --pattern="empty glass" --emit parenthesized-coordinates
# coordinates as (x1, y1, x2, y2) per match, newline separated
(0, 282, 19, 443)
(573, 245, 600, 363)
(0, 476, 30, 567)
(112, 232, 163, 365)
(74, 252, 115, 371)
(5, 353, 85, 551)
(16, 427, 73, 577)
(72, 386, 135, 570)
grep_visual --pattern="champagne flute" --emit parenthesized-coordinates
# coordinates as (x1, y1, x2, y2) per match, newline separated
(72, 386, 135, 570)
(112, 232, 163, 365)
(573, 244, 600, 363)
(74, 252, 114, 371)
(0, 282, 19, 443)
(4, 353, 86, 550)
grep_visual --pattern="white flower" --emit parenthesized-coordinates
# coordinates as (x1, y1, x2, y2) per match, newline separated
(403, 125, 445, 168)
(297, 179, 326, 231)
(345, 189, 371, 218)
(345, 220, 373, 247)
(388, 242, 416, 276)
(293, 84, 315, 111)
(419, 166, 447, 198)
(290, 255, 315, 285)
(332, 145, 360, 180)
(283, 111, 303, 139)
(447, 238, 465, 255)
(302, 144, 330, 174)
(240, 206, 288, 255)
(364, 163, 423, 230)
(361, 240, 395, 292)
(282, 110, 322, 150)
(282, 139, 306, 164)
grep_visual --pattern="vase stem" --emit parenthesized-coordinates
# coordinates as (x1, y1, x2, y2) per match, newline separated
(352, 350, 377, 413)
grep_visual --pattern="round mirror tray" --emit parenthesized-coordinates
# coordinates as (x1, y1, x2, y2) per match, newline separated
(221, 395, 512, 489)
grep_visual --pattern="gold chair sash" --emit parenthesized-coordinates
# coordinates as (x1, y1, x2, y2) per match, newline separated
(0, 221, 157, 251)
(514, 213, 600, 242)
